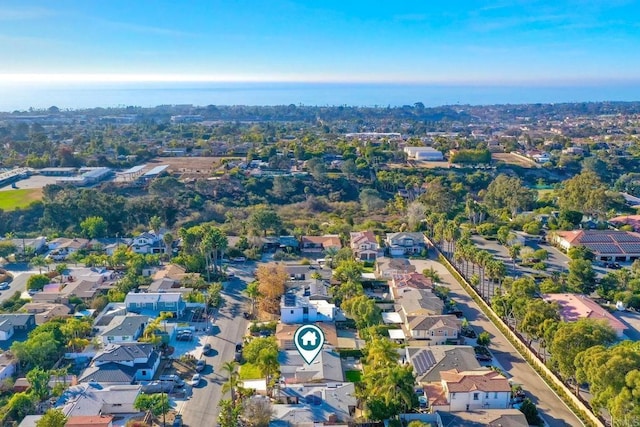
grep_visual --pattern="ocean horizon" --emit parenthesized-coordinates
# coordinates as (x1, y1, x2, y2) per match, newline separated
(1, 81, 640, 112)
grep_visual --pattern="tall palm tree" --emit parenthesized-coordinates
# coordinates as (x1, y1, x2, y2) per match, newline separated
(364, 337, 398, 371)
(244, 282, 260, 316)
(475, 251, 493, 300)
(221, 361, 239, 402)
(30, 255, 47, 274)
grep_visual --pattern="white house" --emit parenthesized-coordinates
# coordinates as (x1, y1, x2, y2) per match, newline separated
(130, 232, 165, 255)
(280, 293, 336, 324)
(57, 383, 142, 417)
(0, 353, 17, 381)
(426, 369, 511, 412)
(386, 232, 428, 257)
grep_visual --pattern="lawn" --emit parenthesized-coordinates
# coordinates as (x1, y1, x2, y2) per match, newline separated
(238, 363, 262, 380)
(345, 370, 363, 383)
(0, 188, 43, 211)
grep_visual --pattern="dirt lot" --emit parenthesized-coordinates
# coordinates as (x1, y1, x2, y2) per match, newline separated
(492, 153, 538, 168)
(147, 156, 242, 176)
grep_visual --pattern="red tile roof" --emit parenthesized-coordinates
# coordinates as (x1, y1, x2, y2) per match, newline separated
(441, 369, 511, 393)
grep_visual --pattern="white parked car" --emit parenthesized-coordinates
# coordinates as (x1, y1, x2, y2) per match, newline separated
(190, 374, 201, 386)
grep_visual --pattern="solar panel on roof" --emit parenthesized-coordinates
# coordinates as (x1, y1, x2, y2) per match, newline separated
(619, 243, 640, 254)
(613, 233, 640, 242)
(412, 349, 436, 375)
(580, 234, 613, 243)
(585, 243, 619, 253)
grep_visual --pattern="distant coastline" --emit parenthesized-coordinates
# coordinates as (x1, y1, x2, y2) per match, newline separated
(1, 81, 640, 112)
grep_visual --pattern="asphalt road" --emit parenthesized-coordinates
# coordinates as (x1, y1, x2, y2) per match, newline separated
(181, 265, 252, 427)
(1, 268, 36, 302)
(417, 259, 583, 427)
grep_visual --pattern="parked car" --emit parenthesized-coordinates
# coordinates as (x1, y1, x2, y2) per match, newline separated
(190, 373, 201, 386)
(173, 414, 183, 427)
(0, 282, 9, 290)
(235, 342, 243, 352)
(177, 331, 193, 341)
(203, 343, 212, 355)
(196, 359, 206, 372)
(231, 256, 246, 263)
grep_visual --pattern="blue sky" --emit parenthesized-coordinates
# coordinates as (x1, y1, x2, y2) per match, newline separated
(2, 0, 640, 84)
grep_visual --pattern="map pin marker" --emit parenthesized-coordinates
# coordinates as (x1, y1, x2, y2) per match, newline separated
(294, 324, 325, 365)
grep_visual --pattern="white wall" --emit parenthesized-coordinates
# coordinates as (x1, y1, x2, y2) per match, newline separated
(448, 390, 511, 411)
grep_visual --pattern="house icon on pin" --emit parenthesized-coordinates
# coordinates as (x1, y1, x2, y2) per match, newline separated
(301, 330, 317, 347)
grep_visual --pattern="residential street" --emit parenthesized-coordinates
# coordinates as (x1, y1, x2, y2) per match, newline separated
(412, 259, 583, 427)
(1, 270, 35, 302)
(181, 266, 251, 427)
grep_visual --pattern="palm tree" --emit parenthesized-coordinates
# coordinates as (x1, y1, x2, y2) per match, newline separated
(221, 361, 239, 402)
(364, 337, 398, 370)
(30, 255, 47, 274)
(475, 251, 493, 299)
(323, 246, 339, 268)
(244, 281, 260, 316)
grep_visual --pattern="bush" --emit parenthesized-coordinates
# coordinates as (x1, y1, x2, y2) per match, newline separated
(26, 274, 50, 291)
(477, 223, 499, 237)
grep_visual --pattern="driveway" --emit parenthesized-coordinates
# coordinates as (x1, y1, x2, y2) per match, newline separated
(410, 258, 583, 427)
(181, 272, 251, 426)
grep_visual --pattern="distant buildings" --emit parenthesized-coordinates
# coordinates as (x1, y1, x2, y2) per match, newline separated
(551, 229, 640, 262)
(404, 146, 445, 161)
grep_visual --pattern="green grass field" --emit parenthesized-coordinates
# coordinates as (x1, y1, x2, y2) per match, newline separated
(0, 188, 43, 211)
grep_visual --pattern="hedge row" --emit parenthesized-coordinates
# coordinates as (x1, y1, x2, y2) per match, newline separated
(437, 252, 603, 427)
(338, 349, 364, 359)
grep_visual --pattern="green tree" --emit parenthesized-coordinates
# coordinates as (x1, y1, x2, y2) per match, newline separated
(477, 331, 491, 347)
(218, 398, 241, 427)
(11, 328, 63, 370)
(483, 174, 536, 217)
(567, 258, 596, 294)
(248, 207, 282, 236)
(557, 170, 616, 218)
(422, 267, 442, 283)
(575, 341, 640, 414)
(334, 260, 364, 283)
(221, 361, 239, 401)
(549, 318, 617, 381)
(519, 299, 560, 346)
(364, 364, 417, 420)
(7, 392, 35, 421)
(80, 216, 108, 238)
(0, 240, 17, 258)
(244, 281, 260, 315)
(29, 255, 48, 274)
(26, 274, 50, 291)
(243, 337, 278, 365)
(27, 367, 50, 400)
(134, 393, 170, 416)
(342, 294, 382, 329)
(36, 409, 67, 427)
(519, 398, 543, 426)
